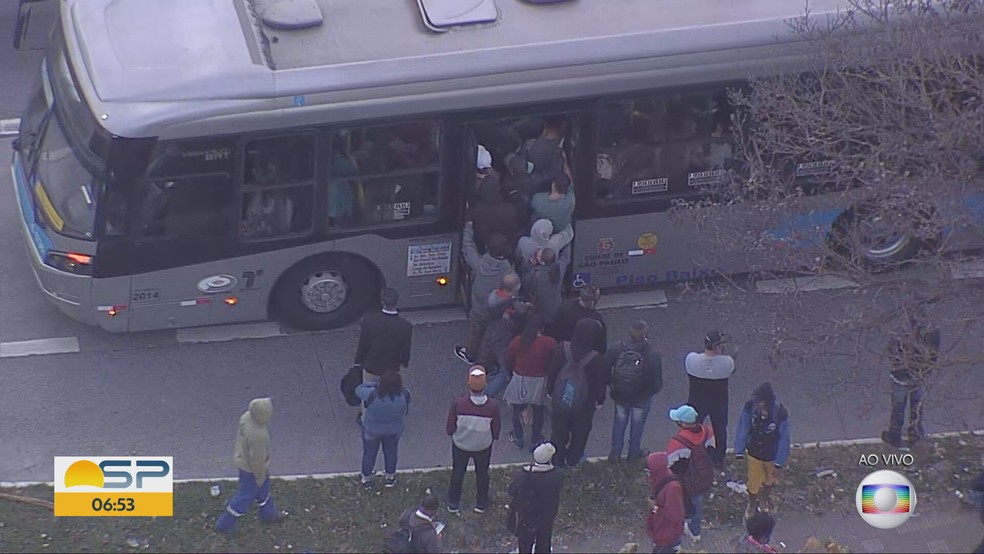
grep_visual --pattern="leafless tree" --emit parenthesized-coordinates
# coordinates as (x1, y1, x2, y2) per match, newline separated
(672, 0, 984, 430)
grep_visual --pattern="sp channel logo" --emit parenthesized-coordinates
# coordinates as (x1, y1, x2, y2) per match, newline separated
(54, 457, 173, 517)
(855, 470, 916, 529)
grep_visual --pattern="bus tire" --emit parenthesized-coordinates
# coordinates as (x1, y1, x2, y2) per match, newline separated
(271, 254, 378, 331)
(829, 205, 940, 271)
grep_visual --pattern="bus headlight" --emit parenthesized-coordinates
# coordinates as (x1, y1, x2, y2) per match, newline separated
(45, 251, 94, 275)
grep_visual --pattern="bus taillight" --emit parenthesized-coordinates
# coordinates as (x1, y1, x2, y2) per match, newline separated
(436, 276, 449, 287)
(224, 296, 239, 306)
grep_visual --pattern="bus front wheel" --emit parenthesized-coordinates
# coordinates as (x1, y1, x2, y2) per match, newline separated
(271, 254, 378, 331)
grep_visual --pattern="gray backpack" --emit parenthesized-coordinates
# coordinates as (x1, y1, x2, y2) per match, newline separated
(551, 342, 598, 412)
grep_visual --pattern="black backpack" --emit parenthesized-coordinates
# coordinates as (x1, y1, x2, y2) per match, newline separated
(610, 343, 648, 403)
(551, 342, 599, 412)
(675, 434, 715, 496)
(381, 521, 432, 554)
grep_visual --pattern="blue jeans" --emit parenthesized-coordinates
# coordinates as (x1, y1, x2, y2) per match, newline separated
(888, 381, 925, 440)
(685, 494, 704, 537)
(610, 400, 652, 459)
(362, 431, 400, 476)
(485, 363, 511, 399)
(215, 469, 277, 532)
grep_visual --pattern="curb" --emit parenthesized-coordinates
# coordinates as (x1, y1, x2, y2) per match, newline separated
(3, 430, 981, 489)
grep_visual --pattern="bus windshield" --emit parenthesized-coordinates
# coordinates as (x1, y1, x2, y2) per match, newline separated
(28, 19, 105, 239)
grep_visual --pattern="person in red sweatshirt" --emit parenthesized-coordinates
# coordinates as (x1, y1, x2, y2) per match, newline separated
(665, 404, 716, 544)
(646, 451, 686, 553)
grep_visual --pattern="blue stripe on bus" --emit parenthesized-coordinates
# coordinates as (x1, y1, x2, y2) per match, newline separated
(766, 209, 843, 249)
(11, 151, 53, 260)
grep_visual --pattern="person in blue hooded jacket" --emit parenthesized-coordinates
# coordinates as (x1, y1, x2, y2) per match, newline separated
(734, 382, 789, 519)
(357, 371, 411, 490)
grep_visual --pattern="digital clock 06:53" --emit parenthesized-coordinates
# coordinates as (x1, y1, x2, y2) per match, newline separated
(91, 497, 135, 512)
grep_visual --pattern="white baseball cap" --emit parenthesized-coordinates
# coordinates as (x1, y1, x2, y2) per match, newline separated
(476, 145, 492, 170)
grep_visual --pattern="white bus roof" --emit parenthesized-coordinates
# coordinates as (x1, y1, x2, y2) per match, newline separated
(63, 0, 849, 138)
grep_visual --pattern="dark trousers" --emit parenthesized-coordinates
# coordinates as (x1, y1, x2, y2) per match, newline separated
(361, 431, 400, 476)
(466, 311, 491, 357)
(448, 444, 492, 507)
(887, 382, 925, 441)
(518, 522, 554, 553)
(512, 403, 546, 444)
(550, 406, 595, 467)
(691, 396, 728, 465)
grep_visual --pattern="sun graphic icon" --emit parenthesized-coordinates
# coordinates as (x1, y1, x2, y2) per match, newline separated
(64, 460, 104, 488)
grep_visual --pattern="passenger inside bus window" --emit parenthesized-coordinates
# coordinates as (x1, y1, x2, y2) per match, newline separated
(329, 121, 441, 228)
(241, 187, 314, 239)
(240, 134, 316, 239)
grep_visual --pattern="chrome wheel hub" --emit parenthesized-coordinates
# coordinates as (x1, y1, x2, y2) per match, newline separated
(300, 271, 348, 313)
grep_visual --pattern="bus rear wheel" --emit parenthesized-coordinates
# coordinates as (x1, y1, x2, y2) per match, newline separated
(271, 255, 377, 331)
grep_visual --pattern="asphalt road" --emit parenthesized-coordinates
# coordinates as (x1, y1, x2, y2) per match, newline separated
(0, 0, 50, 120)
(2, 131, 983, 483)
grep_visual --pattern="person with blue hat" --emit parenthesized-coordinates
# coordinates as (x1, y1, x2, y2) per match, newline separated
(665, 404, 717, 544)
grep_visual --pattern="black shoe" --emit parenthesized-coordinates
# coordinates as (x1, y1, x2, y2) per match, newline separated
(262, 511, 287, 525)
(453, 346, 474, 364)
(474, 503, 489, 514)
(881, 431, 904, 448)
(508, 432, 524, 449)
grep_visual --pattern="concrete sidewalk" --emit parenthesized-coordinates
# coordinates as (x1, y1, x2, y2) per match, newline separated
(556, 503, 983, 553)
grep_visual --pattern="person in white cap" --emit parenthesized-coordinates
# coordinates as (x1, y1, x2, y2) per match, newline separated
(446, 365, 501, 514)
(508, 441, 565, 553)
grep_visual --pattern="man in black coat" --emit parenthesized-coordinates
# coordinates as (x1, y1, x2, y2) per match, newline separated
(546, 286, 607, 355)
(472, 172, 524, 255)
(354, 288, 412, 420)
(508, 442, 565, 554)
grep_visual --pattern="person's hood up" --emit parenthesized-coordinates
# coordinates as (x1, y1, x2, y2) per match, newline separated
(530, 219, 554, 247)
(479, 252, 513, 275)
(478, 174, 503, 204)
(571, 318, 603, 355)
(249, 397, 273, 425)
(647, 451, 671, 487)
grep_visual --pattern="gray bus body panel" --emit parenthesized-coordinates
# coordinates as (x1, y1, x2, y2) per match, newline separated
(58, 0, 842, 140)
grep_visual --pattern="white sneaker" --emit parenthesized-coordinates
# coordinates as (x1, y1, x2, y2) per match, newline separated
(684, 522, 701, 543)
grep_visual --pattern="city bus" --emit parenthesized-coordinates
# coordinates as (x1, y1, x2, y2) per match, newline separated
(10, 0, 973, 332)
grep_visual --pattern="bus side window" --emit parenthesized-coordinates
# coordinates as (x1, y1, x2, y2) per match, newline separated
(328, 121, 441, 228)
(129, 174, 233, 238)
(241, 134, 316, 240)
(595, 88, 741, 203)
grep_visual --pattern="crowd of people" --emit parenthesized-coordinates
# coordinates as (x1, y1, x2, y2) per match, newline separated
(208, 127, 954, 552)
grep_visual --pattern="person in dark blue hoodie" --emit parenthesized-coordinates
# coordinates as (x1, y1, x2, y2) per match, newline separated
(734, 382, 789, 519)
(357, 371, 411, 490)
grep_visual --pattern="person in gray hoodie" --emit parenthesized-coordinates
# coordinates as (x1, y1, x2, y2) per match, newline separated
(525, 248, 566, 325)
(516, 219, 574, 280)
(455, 221, 514, 365)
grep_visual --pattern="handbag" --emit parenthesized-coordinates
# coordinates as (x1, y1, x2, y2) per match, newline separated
(340, 365, 363, 407)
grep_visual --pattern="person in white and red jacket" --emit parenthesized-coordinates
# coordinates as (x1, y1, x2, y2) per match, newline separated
(446, 366, 501, 515)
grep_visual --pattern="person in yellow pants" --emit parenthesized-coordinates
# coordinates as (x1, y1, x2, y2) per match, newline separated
(734, 383, 790, 519)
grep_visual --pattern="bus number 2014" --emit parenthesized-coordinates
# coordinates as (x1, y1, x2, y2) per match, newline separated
(130, 289, 162, 303)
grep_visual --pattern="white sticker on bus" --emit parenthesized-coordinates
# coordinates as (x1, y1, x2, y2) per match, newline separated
(687, 169, 726, 187)
(631, 177, 669, 195)
(407, 242, 452, 277)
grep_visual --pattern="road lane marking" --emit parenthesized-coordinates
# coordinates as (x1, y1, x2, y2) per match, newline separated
(0, 118, 20, 137)
(756, 275, 859, 294)
(0, 336, 80, 358)
(175, 321, 284, 344)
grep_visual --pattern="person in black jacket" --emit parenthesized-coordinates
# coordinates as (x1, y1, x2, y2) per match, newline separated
(605, 320, 663, 462)
(508, 442, 565, 554)
(354, 288, 412, 421)
(472, 170, 524, 255)
(546, 318, 607, 468)
(546, 286, 608, 355)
